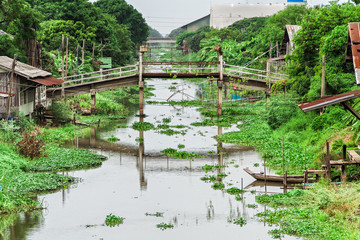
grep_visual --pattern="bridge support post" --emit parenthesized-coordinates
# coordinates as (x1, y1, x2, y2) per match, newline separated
(218, 81, 223, 116)
(90, 89, 96, 113)
(139, 46, 147, 117)
(215, 45, 224, 117)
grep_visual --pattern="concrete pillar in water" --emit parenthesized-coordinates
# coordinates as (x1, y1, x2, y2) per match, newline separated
(90, 89, 96, 113)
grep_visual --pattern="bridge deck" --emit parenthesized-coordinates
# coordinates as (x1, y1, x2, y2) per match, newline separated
(46, 61, 288, 99)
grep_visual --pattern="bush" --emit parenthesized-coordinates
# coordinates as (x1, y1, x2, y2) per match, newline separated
(50, 100, 73, 123)
(311, 107, 346, 131)
(16, 129, 45, 159)
(266, 98, 298, 129)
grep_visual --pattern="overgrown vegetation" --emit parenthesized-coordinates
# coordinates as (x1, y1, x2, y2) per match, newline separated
(256, 182, 360, 239)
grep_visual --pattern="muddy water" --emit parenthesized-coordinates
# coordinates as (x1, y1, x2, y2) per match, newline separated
(10, 79, 300, 240)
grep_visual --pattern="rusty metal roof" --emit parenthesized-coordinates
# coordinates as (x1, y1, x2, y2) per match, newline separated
(298, 89, 360, 112)
(0, 92, 15, 98)
(348, 23, 360, 85)
(30, 76, 63, 86)
(0, 56, 51, 79)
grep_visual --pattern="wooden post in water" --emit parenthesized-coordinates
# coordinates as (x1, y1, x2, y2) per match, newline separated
(325, 141, 331, 179)
(139, 45, 147, 117)
(215, 45, 223, 117)
(90, 89, 96, 114)
(264, 158, 267, 194)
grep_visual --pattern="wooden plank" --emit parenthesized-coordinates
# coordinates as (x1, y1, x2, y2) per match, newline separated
(347, 150, 360, 161)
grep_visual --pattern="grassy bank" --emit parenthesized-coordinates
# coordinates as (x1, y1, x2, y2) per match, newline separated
(257, 182, 360, 239)
(0, 118, 107, 214)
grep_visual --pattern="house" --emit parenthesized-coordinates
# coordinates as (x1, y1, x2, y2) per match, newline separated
(265, 25, 301, 75)
(281, 25, 302, 55)
(0, 56, 63, 119)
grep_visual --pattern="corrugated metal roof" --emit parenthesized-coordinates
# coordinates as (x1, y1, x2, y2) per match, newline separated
(210, 3, 287, 29)
(298, 89, 360, 112)
(348, 23, 360, 85)
(30, 76, 63, 86)
(0, 30, 13, 38)
(0, 92, 15, 98)
(0, 56, 51, 79)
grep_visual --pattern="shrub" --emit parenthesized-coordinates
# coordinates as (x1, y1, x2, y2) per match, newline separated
(50, 100, 73, 123)
(16, 129, 45, 159)
(267, 98, 298, 129)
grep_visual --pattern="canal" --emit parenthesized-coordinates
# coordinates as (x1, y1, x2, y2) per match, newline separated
(10, 78, 299, 240)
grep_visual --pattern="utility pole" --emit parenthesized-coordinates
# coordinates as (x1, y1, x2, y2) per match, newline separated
(139, 45, 147, 117)
(320, 55, 326, 115)
(61, 35, 65, 98)
(6, 54, 17, 122)
(65, 37, 69, 78)
(82, 39, 85, 65)
(92, 43, 95, 59)
(76, 45, 79, 75)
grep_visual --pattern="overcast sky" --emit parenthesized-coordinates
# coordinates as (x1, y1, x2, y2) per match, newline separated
(99, 0, 350, 36)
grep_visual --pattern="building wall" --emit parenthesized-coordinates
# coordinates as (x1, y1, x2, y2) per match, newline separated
(210, 3, 287, 29)
(0, 73, 37, 118)
(184, 16, 210, 32)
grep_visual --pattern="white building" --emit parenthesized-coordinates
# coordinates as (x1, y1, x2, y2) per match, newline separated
(210, 3, 288, 29)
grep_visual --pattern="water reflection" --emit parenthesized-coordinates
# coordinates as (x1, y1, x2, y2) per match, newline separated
(217, 126, 224, 182)
(9, 78, 300, 240)
(138, 115, 147, 189)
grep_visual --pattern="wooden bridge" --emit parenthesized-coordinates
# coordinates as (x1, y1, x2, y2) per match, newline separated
(46, 46, 288, 115)
(46, 61, 287, 99)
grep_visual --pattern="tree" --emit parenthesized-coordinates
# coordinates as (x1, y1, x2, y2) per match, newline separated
(39, 20, 96, 52)
(95, 0, 149, 47)
(168, 28, 185, 38)
(289, 3, 360, 98)
(0, 0, 41, 61)
(25, 0, 135, 66)
(149, 27, 162, 38)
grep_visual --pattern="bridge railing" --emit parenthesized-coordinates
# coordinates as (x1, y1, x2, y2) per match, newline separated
(144, 61, 219, 74)
(62, 65, 138, 86)
(224, 64, 288, 82)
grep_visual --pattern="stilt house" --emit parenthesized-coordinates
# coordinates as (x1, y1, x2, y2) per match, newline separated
(0, 56, 63, 119)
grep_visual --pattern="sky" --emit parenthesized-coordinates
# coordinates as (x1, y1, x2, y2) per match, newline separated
(96, 0, 350, 36)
